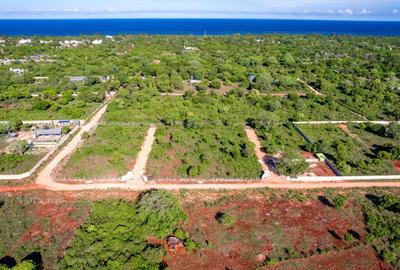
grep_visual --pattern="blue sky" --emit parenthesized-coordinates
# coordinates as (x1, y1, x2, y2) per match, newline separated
(0, 0, 399, 20)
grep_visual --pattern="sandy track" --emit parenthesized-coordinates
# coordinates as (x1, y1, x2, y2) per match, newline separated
(1, 179, 400, 192)
(35, 100, 110, 188)
(130, 125, 157, 180)
(297, 78, 325, 96)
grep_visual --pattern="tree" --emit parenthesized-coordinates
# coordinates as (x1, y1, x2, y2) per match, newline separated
(333, 194, 346, 209)
(283, 52, 296, 66)
(386, 124, 400, 140)
(33, 100, 51, 111)
(61, 126, 71, 134)
(255, 73, 274, 91)
(276, 152, 308, 177)
(210, 79, 221, 89)
(8, 140, 29, 155)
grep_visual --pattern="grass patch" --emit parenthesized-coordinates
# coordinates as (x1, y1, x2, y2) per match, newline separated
(62, 125, 147, 178)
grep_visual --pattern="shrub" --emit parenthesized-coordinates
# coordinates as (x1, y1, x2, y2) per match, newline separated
(333, 194, 346, 209)
(215, 212, 236, 225)
(184, 239, 198, 252)
(8, 140, 29, 155)
(344, 233, 353, 242)
(81, 131, 90, 139)
(276, 154, 308, 177)
(210, 79, 221, 89)
(33, 100, 51, 111)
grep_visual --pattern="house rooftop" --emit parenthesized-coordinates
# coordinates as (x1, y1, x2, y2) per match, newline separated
(69, 76, 87, 82)
(37, 128, 62, 136)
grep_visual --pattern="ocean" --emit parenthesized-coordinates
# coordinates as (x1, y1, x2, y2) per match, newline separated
(0, 19, 399, 36)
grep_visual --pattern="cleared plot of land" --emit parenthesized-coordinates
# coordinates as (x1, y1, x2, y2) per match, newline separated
(299, 123, 400, 176)
(169, 189, 398, 270)
(147, 126, 260, 179)
(0, 135, 47, 174)
(59, 125, 147, 178)
(0, 152, 45, 174)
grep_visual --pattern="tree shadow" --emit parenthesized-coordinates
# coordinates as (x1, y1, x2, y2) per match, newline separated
(318, 196, 334, 207)
(0, 256, 16, 268)
(215, 211, 224, 222)
(347, 230, 361, 240)
(327, 229, 342, 240)
(23, 252, 43, 270)
(365, 194, 380, 206)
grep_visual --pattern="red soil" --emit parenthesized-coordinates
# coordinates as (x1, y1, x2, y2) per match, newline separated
(302, 151, 316, 159)
(393, 160, 400, 172)
(268, 245, 393, 270)
(168, 195, 371, 270)
(303, 161, 337, 177)
(8, 191, 89, 257)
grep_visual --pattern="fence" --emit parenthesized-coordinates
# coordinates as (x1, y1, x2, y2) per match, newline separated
(288, 175, 400, 182)
(54, 176, 125, 184)
(149, 177, 262, 183)
(0, 126, 79, 180)
(291, 121, 342, 177)
(291, 122, 313, 144)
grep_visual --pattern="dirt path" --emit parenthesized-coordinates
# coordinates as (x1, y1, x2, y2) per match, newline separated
(35, 98, 111, 188)
(297, 78, 325, 96)
(130, 125, 157, 181)
(244, 126, 282, 180)
(2, 179, 400, 193)
(338, 124, 368, 147)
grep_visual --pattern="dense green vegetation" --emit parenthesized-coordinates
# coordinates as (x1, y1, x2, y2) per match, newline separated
(300, 123, 400, 175)
(61, 125, 147, 178)
(3, 34, 399, 177)
(3, 35, 399, 121)
(61, 190, 186, 269)
(148, 126, 260, 178)
(0, 153, 43, 174)
(364, 194, 400, 267)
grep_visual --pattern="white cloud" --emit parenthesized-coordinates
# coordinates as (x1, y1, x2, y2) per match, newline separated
(64, 9, 81, 13)
(338, 9, 354, 16)
(359, 8, 371, 15)
(393, 9, 399, 15)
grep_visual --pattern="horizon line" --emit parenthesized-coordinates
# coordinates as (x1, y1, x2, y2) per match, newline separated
(0, 17, 400, 22)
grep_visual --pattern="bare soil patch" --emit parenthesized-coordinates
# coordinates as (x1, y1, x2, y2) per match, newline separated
(168, 194, 375, 270)
(268, 245, 393, 270)
(393, 160, 400, 172)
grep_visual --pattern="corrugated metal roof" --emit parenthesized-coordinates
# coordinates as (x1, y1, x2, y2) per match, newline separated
(37, 128, 62, 136)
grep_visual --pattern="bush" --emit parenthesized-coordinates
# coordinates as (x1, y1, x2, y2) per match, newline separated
(61, 191, 186, 269)
(184, 239, 198, 252)
(33, 100, 51, 111)
(333, 194, 346, 209)
(276, 154, 308, 177)
(344, 233, 353, 242)
(7, 140, 29, 155)
(210, 79, 221, 89)
(215, 212, 236, 225)
(82, 131, 90, 139)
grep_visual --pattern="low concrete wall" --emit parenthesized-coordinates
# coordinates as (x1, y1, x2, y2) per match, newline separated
(288, 175, 400, 182)
(293, 121, 400, 125)
(0, 126, 79, 180)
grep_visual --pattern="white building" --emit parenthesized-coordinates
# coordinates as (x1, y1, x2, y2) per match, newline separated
(40, 40, 53, 44)
(184, 46, 200, 51)
(18, 39, 32, 45)
(92, 39, 103, 45)
(59, 40, 84, 47)
(105, 35, 114, 41)
(9, 68, 25, 75)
